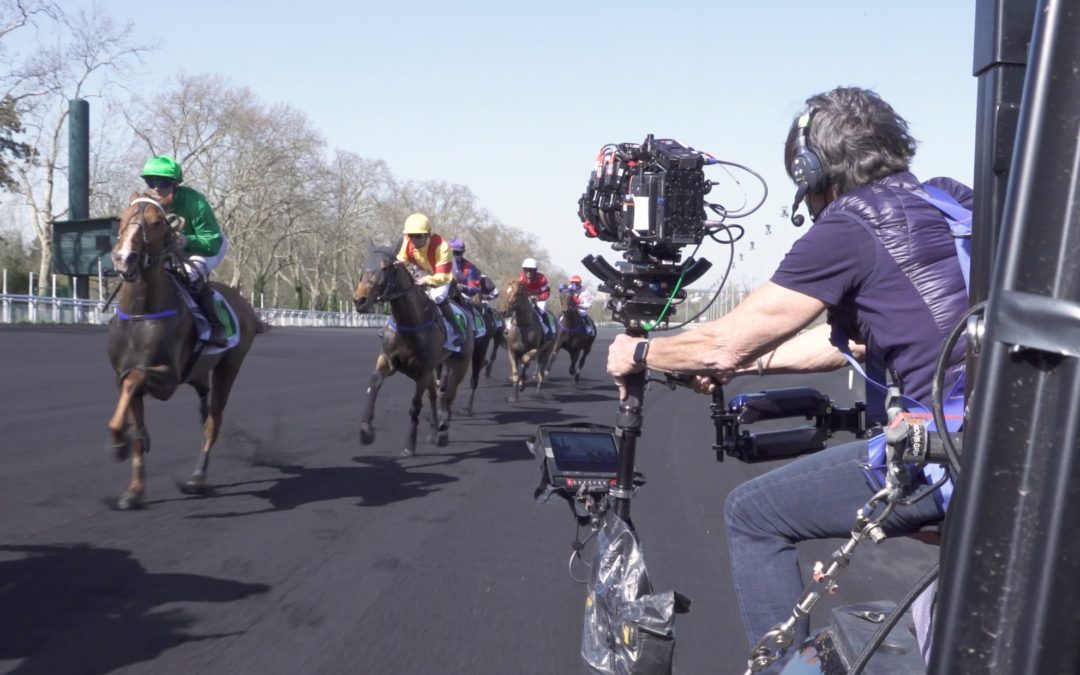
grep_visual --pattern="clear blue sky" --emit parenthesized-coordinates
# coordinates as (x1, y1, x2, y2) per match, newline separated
(95, 0, 978, 287)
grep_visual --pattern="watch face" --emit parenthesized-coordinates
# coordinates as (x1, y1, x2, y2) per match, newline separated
(633, 340, 649, 365)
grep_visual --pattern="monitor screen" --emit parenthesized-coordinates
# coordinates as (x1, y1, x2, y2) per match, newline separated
(548, 430, 618, 475)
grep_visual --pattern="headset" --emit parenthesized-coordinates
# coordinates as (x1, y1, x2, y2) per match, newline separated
(789, 108, 825, 227)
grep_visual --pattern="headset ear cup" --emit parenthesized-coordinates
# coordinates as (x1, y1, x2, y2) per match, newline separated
(791, 109, 825, 195)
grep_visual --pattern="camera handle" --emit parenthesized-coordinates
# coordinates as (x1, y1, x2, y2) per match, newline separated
(612, 330, 648, 524)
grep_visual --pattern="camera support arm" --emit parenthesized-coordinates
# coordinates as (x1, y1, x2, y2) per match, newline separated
(613, 332, 648, 522)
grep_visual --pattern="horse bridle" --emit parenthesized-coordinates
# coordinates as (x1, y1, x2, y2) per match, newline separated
(119, 197, 171, 281)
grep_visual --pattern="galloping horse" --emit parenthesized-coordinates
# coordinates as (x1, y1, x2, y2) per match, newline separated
(106, 192, 265, 509)
(481, 301, 507, 380)
(455, 291, 490, 416)
(547, 288, 596, 383)
(502, 279, 556, 402)
(353, 245, 473, 456)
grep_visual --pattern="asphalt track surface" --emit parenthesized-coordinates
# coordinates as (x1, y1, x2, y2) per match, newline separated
(0, 324, 937, 675)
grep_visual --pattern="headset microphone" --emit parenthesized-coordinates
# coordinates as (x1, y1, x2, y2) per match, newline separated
(790, 184, 808, 227)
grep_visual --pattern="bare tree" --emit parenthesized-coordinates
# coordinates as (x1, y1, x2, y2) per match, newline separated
(4, 4, 148, 292)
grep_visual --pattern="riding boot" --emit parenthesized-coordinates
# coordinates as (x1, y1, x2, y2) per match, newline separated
(195, 283, 229, 347)
(438, 301, 462, 349)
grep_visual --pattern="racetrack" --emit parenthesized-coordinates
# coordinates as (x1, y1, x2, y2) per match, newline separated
(0, 324, 936, 674)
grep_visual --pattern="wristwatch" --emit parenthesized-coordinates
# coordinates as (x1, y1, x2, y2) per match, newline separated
(632, 339, 650, 367)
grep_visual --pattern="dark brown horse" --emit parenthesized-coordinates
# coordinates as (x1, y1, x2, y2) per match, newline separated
(106, 193, 266, 509)
(502, 279, 556, 402)
(353, 246, 473, 455)
(547, 288, 597, 383)
(455, 291, 490, 416)
(481, 300, 507, 380)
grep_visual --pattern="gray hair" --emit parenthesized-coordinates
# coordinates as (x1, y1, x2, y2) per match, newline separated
(784, 87, 917, 195)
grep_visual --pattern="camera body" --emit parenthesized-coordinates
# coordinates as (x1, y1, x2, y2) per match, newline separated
(578, 136, 712, 262)
(577, 135, 715, 328)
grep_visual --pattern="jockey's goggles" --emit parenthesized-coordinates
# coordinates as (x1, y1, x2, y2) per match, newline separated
(145, 177, 176, 190)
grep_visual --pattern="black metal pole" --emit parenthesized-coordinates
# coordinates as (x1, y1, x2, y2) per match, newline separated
(68, 99, 90, 307)
(931, 1, 1080, 673)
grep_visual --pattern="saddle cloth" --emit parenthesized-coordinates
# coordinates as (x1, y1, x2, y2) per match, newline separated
(171, 277, 241, 355)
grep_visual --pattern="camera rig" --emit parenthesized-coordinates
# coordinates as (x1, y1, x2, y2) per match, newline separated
(711, 387, 872, 463)
(577, 135, 724, 328)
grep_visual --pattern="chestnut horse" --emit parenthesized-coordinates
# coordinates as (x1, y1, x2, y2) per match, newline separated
(106, 193, 265, 509)
(547, 288, 597, 383)
(502, 279, 555, 402)
(353, 245, 473, 456)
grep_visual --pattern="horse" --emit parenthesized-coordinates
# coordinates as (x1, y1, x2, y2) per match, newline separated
(502, 279, 556, 402)
(106, 192, 266, 510)
(352, 245, 473, 456)
(478, 299, 507, 380)
(454, 290, 490, 416)
(546, 288, 597, 383)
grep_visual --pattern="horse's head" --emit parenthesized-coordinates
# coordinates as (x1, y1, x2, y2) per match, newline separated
(112, 192, 171, 282)
(559, 288, 575, 313)
(353, 244, 411, 313)
(502, 278, 525, 313)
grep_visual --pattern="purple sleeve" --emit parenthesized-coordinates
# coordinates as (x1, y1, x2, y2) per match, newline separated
(769, 214, 878, 306)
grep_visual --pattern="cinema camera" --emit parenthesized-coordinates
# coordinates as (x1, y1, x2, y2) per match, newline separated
(576, 135, 722, 329)
(532, 135, 767, 529)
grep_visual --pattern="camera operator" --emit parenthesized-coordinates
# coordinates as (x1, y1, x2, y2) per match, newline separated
(606, 86, 971, 652)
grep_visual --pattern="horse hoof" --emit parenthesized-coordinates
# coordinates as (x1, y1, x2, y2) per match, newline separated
(179, 478, 209, 495)
(436, 431, 449, 447)
(401, 447, 415, 458)
(359, 424, 375, 446)
(116, 490, 144, 510)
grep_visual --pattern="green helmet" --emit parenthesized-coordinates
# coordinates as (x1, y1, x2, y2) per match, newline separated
(141, 156, 183, 182)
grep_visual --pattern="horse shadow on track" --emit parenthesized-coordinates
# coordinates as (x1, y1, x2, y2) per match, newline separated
(0, 543, 269, 675)
(183, 456, 458, 519)
(405, 438, 535, 470)
(486, 407, 589, 427)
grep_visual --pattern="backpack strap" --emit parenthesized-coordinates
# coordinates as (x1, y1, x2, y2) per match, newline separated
(913, 185, 973, 295)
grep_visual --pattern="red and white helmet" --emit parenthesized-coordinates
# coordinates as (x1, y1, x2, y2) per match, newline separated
(570, 274, 582, 284)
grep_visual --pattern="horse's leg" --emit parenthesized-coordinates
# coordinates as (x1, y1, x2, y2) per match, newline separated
(548, 333, 563, 378)
(107, 369, 144, 462)
(433, 364, 451, 447)
(506, 350, 522, 403)
(118, 393, 149, 510)
(360, 354, 393, 446)
(402, 377, 425, 457)
(486, 336, 500, 379)
(576, 341, 593, 383)
(180, 366, 237, 495)
(460, 346, 482, 416)
(192, 380, 210, 423)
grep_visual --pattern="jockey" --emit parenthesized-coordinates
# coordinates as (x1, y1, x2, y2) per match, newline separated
(519, 257, 555, 340)
(479, 275, 499, 303)
(562, 274, 596, 336)
(396, 213, 462, 348)
(141, 155, 228, 347)
(449, 238, 483, 302)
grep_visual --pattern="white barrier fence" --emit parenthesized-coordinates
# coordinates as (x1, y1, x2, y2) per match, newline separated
(0, 269, 385, 328)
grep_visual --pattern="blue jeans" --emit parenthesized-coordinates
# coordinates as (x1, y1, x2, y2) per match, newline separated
(724, 439, 946, 648)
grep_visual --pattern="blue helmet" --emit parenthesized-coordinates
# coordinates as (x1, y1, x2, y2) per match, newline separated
(449, 238, 465, 253)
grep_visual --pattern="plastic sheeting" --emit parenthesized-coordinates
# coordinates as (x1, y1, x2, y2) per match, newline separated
(582, 510, 690, 674)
